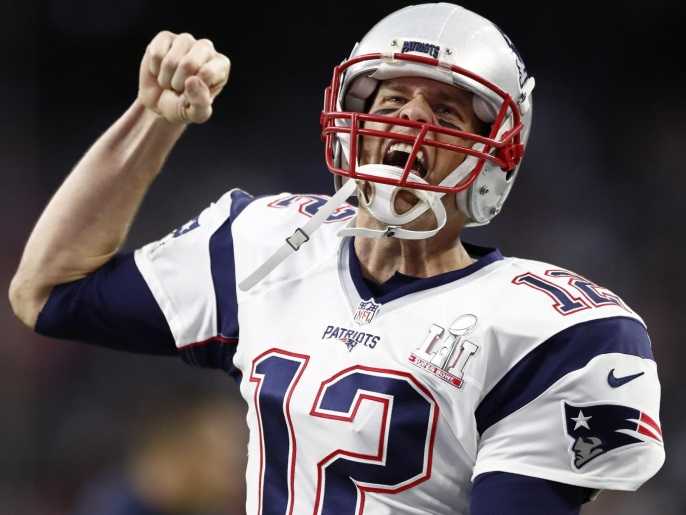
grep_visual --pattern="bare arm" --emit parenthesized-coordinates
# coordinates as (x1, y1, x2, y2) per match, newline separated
(9, 31, 230, 328)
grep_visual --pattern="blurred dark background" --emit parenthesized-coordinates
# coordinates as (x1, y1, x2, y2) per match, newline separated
(1, 1, 683, 513)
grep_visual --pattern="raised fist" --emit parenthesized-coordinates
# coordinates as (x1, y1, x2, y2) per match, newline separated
(138, 31, 230, 124)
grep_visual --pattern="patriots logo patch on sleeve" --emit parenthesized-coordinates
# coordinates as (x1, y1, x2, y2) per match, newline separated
(563, 402, 662, 469)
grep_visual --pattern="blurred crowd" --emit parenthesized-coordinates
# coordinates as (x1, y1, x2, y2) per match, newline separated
(2, 1, 684, 513)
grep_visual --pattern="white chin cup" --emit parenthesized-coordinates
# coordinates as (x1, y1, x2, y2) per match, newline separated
(339, 164, 447, 240)
(358, 164, 438, 224)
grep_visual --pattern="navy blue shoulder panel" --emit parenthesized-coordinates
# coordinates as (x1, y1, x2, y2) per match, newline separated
(210, 189, 254, 339)
(180, 190, 254, 375)
(471, 472, 590, 515)
(475, 316, 652, 435)
(35, 253, 176, 355)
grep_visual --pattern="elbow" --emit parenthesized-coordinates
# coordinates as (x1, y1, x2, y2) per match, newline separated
(8, 274, 49, 330)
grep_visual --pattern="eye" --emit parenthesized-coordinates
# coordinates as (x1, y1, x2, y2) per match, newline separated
(383, 95, 407, 106)
(434, 104, 462, 129)
(435, 104, 460, 118)
(371, 95, 407, 116)
(438, 120, 460, 129)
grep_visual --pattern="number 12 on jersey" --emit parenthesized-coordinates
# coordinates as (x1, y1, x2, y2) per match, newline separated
(513, 269, 626, 315)
(249, 349, 439, 515)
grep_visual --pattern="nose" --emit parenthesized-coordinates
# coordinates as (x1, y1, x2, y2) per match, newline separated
(398, 95, 435, 124)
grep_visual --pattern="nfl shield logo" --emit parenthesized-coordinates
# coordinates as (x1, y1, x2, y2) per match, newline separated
(353, 299, 381, 325)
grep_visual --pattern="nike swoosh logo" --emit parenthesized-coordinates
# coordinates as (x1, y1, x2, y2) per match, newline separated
(607, 368, 645, 388)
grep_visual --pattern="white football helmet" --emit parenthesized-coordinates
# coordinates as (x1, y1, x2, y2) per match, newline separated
(320, 2, 535, 236)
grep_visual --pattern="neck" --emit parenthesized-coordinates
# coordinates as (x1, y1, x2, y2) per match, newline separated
(353, 207, 474, 284)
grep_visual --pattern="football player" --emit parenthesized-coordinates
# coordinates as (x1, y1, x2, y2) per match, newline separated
(10, 3, 663, 514)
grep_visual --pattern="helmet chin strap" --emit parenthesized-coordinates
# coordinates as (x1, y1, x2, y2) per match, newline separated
(337, 164, 447, 240)
(238, 179, 357, 291)
(238, 159, 469, 290)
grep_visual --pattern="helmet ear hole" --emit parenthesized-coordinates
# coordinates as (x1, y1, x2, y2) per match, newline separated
(363, 83, 381, 113)
(473, 96, 497, 123)
(344, 76, 378, 112)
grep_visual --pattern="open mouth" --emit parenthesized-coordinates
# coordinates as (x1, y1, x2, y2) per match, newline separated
(382, 142, 428, 179)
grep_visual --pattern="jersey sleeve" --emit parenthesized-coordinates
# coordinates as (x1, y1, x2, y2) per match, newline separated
(35, 252, 176, 355)
(133, 189, 255, 370)
(470, 472, 590, 515)
(472, 316, 665, 491)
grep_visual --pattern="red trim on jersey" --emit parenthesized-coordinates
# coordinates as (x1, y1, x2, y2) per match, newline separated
(181, 334, 238, 349)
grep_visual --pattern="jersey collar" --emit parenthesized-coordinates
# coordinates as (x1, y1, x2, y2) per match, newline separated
(345, 237, 503, 305)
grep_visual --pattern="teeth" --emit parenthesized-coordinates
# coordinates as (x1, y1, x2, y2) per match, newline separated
(388, 142, 413, 153)
(386, 143, 426, 168)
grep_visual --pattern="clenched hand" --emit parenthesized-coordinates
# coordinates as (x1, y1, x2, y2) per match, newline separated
(138, 31, 230, 124)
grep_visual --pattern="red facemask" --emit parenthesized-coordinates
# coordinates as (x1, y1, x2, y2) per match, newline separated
(320, 52, 525, 194)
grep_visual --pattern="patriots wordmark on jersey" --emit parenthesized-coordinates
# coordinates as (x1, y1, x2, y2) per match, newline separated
(131, 189, 664, 515)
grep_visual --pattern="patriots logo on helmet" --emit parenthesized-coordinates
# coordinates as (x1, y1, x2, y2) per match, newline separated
(400, 40, 440, 59)
(563, 402, 662, 469)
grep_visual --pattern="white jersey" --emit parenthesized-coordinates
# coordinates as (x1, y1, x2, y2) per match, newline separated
(135, 190, 664, 515)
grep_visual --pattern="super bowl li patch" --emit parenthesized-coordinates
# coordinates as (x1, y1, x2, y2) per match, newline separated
(408, 314, 479, 389)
